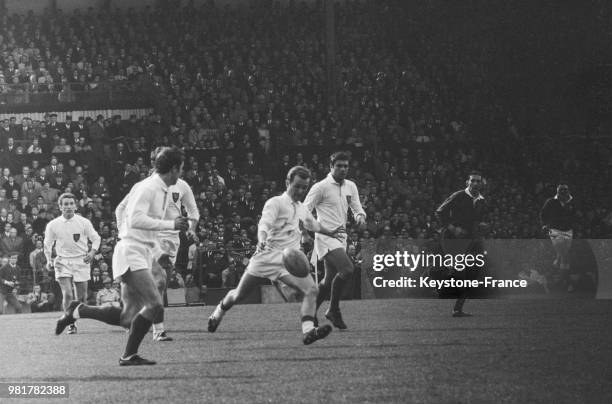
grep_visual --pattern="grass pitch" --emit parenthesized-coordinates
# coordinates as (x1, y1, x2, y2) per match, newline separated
(1, 298, 611, 403)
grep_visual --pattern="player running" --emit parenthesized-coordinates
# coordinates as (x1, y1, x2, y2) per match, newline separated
(435, 171, 487, 317)
(55, 147, 190, 366)
(303, 152, 366, 329)
(44, 193, 101, 334)
(115, 149, 199, 341)
(540, 182, 575, 290)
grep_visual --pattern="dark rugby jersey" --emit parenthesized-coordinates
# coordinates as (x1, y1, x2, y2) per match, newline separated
(541, 197, 575, 232)
(435, 189, 486, 237)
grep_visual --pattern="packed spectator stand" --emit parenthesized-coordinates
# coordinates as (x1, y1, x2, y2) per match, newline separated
(0, 0, 610, 310)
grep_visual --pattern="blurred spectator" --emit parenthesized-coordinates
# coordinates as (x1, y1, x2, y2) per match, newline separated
(167, 270, 185, 289)
(26, 284, 52, 312)
(221, 259, 240, 288)
(1, 228, 23, 257)
(0, 255, 22, 314)
(96, 277, 121, 307)
(204, 250, 226, 288)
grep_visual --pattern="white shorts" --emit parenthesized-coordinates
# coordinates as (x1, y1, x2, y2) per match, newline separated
(158, 235, 179, 265)
(112, 240, 161, 280)
(54, 256, 91, 282)
(549, 228, 573, 241)
(245, 249, 290, 282)
(312, 234, 346, 264)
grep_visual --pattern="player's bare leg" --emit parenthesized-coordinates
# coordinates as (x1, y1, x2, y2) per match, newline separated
(55, 285, 124, 334)
(118, 269, 163, 365)
(279, 273, 332, 345)
(56, 277, 138, 334)
(74, 281, 87, 304)
(316, 259, 336, 311)
(57, 277, 80, 334)
(57, 277, 75, 311)
(55, 269, 161, 365)
(151, 256, 172, 341)
(208, 273, 261, 332)
(321, 248, 353, 329)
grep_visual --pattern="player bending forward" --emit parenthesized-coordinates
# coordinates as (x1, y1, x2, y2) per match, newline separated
(55, 147, 190, 366)
(207, 166, 345, 344)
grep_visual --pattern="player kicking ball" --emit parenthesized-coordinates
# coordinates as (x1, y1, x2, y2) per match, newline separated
(207, 166, 345, 344)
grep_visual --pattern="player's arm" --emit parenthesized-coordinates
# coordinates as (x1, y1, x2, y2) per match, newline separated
(303, 182, 322, 213)
(302, 210, 345, 240)
(435, 192, 462, 236)
(348, 182, 366, 225)
(256, 198, 279, 251)
(84, 219, 102, 263)
(301, 183, 322, 244)
(181, 183, 200, 232)
(127, 186, 184, 231)
(540, 199, 552, 232)
(115, 192, 130, 232)
(43, 222, 56, 269)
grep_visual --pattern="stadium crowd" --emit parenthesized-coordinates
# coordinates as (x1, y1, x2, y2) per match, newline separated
(0, 1, 609, 310)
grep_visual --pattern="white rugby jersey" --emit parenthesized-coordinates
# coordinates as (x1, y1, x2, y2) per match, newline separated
(304, 173, 366, 239)
(116, 174, 175, 246)
(158, 178, 199, 239)
(116, 178, 199, 241)
(44, 214, 101, 260)
(259, 192, 321, 251)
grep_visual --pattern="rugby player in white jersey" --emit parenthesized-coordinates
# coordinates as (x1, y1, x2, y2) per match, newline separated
(304, 152, 366, 329)
(207, 166, 345, 344)
(44, 193, 101, 334)
(55, 147, 190, 366)
(115, 149, 199, 341)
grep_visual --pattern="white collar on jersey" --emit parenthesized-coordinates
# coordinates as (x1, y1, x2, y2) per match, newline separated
(326, 172, 345, 185)
(465, 188, 484, 201)
(152, 173, 169, 192)
(60, 214, 78, 222)
(554, 194, 573, 205)
(281, 192, 298, 205)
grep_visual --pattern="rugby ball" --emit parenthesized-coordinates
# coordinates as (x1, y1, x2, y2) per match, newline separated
(282, 248, 311, 278)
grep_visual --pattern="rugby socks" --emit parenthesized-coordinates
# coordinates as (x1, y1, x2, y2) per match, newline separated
(316, 282, 330, 310)
(124, 313, 152, 358)
(152, 323, 165, 334)
(212, 300, 231, 320)
(76, 304, 121, 326)
(301, 315, 315, 334)
(329, 274, 346, 311)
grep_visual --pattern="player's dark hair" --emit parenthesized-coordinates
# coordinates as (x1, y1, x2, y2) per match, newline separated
(155, 147, 184, 174)
(57, 192, 76, 207)
(467, 170, 482, 178)
(330, 151, 350, 166)
(287, 166, 311, 182)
